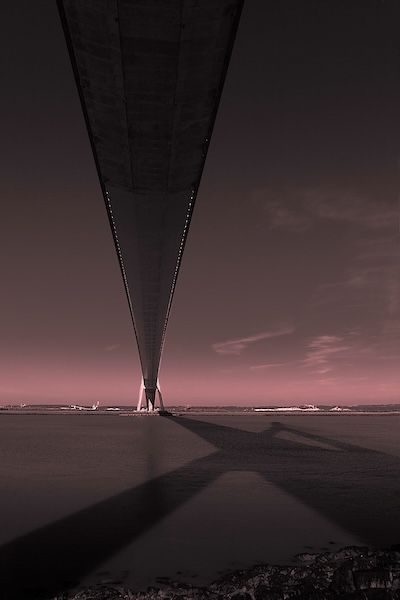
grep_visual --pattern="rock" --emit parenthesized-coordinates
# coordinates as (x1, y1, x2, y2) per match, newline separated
(330, 562, 356, 594)
(332, 546, 370, 560)
(353, 569, 392, 590)
(295, 553, 319, 563)
(392, 576, 400, 590)
(286, 581, 334, 599)
(356, 591, 398, 599)
(316, 553, 332, 564)
(49, 546, 400, 600)
(254, 583, 283, 599)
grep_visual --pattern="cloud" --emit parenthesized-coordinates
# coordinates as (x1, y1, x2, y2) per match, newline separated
(306, 191, 397, 230)
(386, 278, 399, 314)
(104, 344, 120, 352)
(381, 319, 400, 337)
(249, 359, 304, 371)
(303, 335, 353, 375)
(315, 264, 400, 319)
(263, 197, 311, 232)
(257, 186, 397, 232)
(212, 326, 295, 356)
(355, 237, 400, 262)
(301, 330, 395, 382)
(352, 236, 400, 317)
(373, 318, 400, 360)
(314, 376, 341, 386)
(311, 213, 399, 325)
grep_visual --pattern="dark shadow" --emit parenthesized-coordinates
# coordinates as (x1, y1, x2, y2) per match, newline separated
(171, 416, 400, 549)
(1, 416, 400, 599)
(0, 453, 221, 600)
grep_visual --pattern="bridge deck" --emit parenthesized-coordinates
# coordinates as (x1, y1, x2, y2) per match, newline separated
(57, 0, 243, 403)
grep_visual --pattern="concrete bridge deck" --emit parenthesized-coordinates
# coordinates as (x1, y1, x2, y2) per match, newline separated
(57, 0, 243, 406)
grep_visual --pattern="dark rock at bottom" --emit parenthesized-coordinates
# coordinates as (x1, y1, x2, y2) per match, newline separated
(52, 545, 400, 600)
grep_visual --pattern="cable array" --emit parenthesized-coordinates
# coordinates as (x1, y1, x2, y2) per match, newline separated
(105, 188, 135, 317)
(159, 189, 196, 360)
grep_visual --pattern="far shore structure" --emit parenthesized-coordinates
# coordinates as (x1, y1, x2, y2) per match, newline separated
(57, 1, 244, 410)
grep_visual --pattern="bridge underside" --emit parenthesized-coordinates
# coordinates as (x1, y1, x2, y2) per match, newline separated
(57, 0, 243, 407)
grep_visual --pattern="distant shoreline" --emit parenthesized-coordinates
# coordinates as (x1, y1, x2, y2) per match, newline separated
(1, 407, 400, 416)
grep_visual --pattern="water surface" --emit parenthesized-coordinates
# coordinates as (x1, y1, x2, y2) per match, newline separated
(0, 413, 399, 598)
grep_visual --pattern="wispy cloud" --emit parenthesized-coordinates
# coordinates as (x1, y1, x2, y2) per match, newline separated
(373, 318, 400, 360)
(314, 376, 341, 386)
(352, 237, 400, 317)
(355, 237, 400, 262)
(212, 326, 295, 355)
(249, 325, 399, 384)
(249, 359, 303, 371)
(315, 257, 400, 318)
(262, 197, 311, 232)
(104, 344, 120, 352)
(306, 191, 397, 230)
(385, 278, 399, 315)
(301, 330, 392, 385)
(257, 186, 397, 233)
(303, 335, 353, 375)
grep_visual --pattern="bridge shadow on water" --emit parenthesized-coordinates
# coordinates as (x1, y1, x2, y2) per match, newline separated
(1, 416, 400, 599)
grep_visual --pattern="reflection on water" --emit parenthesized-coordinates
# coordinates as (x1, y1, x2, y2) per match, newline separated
(0, 414, 399, 598)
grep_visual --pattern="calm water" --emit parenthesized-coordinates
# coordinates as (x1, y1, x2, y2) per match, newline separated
(1, 413, 400, 598)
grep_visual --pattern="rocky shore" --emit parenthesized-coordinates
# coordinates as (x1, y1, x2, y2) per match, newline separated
(51, 545, 400, 600)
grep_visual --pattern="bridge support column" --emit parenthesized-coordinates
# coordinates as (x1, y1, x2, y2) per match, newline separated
(137, 379, 145, 411)
(145, 388, 156, 411)
(137, 378, 164, 411)
(156, 379, 164, 410)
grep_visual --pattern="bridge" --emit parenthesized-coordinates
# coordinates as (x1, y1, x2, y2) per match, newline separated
(57, 0, 243, 410)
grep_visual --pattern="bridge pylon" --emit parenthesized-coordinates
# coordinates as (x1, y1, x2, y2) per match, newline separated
(137, 379, 164, 412)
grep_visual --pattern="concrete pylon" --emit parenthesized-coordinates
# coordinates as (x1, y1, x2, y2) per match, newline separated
(137, 379, 164, 412)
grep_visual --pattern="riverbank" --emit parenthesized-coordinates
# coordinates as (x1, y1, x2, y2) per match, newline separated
(51, 545, 400, 599)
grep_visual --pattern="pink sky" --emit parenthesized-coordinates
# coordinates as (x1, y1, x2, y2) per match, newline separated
(1, 1, 398, 406)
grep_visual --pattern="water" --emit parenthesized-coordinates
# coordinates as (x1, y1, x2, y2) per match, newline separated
(0, 413, 399, 598)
